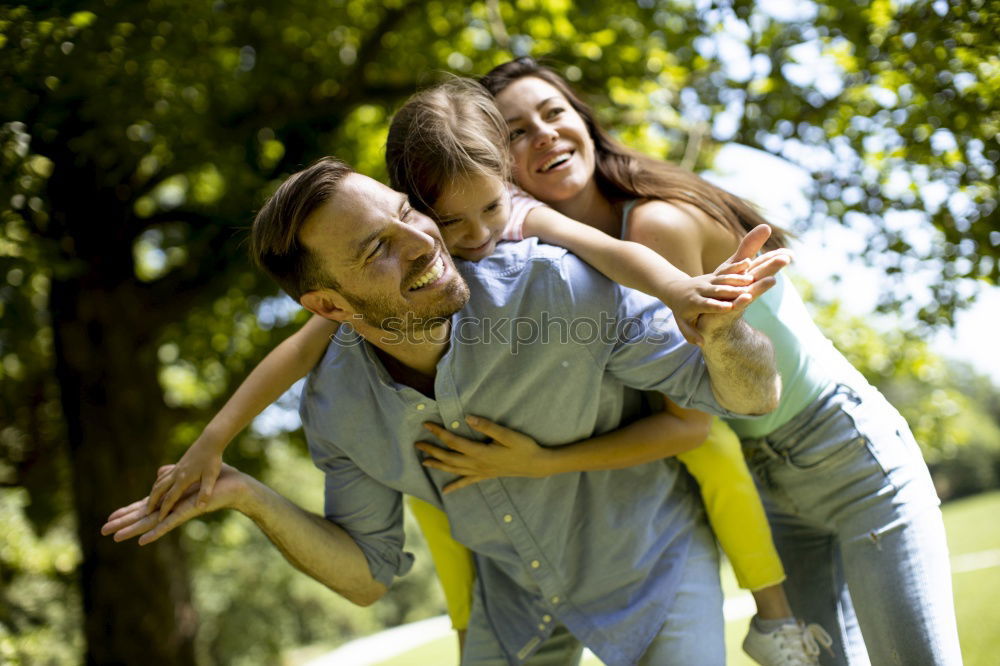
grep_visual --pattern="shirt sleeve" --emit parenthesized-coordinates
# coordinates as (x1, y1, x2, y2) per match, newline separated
(503, 184, 546, 241)
(556, 251, 746, 418)
(305, 427, 414, 588)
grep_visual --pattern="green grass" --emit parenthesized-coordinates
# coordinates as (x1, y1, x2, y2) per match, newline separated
(351, 491, 1000, 666)
(943, 491, 1000, 666)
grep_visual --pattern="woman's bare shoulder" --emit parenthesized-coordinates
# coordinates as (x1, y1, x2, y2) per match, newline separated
(628, 199, 714, 235)
(625, 199, 737, 274)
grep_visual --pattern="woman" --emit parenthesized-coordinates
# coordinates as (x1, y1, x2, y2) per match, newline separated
(454, 57, 964, 666)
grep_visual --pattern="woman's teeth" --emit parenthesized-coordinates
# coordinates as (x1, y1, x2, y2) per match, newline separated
(408, 256, 444, 290)
(539, 153, 571, 172)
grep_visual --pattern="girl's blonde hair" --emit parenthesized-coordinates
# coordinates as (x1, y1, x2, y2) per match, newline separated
(386, 77, 510, 214)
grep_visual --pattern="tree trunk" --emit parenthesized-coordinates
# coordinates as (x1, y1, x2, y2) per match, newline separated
(51, 277, 198, 665)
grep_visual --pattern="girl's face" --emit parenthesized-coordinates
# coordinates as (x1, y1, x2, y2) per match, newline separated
(494, 76, 596, 205)
(432, 173, 510, 262)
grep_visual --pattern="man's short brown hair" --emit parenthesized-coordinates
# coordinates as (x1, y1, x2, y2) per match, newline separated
(250, 157, 353, 300)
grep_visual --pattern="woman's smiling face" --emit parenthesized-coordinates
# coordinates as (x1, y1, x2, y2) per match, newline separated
(494, 76, 596, 205)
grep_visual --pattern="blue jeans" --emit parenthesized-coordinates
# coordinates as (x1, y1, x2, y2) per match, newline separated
(461, 523, 723, 665)
(742, 383, 963, 666)
(636, 521, 724, 665)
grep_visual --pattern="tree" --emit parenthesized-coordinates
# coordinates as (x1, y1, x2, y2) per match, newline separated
(2, 1, 432, 662)
(1, 0, 995, 662)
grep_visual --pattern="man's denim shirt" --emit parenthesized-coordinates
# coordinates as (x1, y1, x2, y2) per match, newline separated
(300, 239, 742, 665)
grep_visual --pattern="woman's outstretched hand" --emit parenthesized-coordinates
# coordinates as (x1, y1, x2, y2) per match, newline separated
(416, 416, 554, 494)
(697, 225, 793, 337)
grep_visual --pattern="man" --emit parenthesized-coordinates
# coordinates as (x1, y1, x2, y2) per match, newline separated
(104, 157, 787, 665)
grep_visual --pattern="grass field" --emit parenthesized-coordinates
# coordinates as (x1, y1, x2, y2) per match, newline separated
(304, 491, 1000, 666)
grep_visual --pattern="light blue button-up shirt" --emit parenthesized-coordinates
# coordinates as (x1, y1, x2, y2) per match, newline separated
(300, 239, 743, 665)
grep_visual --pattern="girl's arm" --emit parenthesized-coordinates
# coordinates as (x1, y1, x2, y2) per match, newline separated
(416, 400, 711, 494)
(523, 205, 751, 344)
(147, 314, 339, 518)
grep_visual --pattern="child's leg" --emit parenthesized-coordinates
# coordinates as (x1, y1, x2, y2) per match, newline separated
(407, 495, 476, 634)
(676, 419, 788, 613)
(679, 422, 840, 664)
(751, 585, 794, 621)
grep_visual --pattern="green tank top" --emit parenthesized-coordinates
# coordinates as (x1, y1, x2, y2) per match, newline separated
(621, 200, 830, 438)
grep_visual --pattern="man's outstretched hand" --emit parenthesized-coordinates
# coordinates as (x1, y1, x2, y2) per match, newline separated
(102, 464, 248, 546)
(103, 462, 387, 606)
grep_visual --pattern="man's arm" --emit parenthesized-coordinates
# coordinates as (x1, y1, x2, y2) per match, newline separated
(695, 226, 785, 415)
(102, 464, 388, 606)
(592, 225, 788, 416)
(698, 315, 780, 415)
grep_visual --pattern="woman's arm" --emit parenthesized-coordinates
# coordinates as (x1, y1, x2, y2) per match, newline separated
(416, 399, 711, 494)
(523, 206, 752, 343)
(147, 314, 339, 517)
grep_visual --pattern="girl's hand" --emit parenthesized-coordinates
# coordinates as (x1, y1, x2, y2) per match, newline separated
(146, 434, 225, 520)
(661, 226, 794, 346)
(660, 272, 755, 346)
(416, 416, 554, 494)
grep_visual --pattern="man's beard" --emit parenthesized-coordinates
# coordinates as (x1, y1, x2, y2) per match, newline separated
(341, 277, 470, 334)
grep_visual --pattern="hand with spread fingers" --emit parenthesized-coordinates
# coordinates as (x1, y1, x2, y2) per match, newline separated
(416, 416, 554, 494)
(666, 270, 755, 346)
(697, 225, 793, 336)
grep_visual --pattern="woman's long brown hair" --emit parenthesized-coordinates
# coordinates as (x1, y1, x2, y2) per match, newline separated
(480, 57, 789, 250)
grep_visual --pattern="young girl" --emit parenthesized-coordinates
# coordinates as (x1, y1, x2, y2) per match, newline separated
(145, 78, 823, 664)
(476, 57, 962, 666)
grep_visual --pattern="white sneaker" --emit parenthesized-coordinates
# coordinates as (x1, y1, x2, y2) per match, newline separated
(742, 620, 834, 666)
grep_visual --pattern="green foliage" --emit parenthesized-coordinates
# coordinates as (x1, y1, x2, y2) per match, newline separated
(0, 0, 997, 663)
(0, 488, 83, 665)
(710, 0, 999, 325)
(806, 284, 1000, 497)
(182, 436, 445, 665)
(810, 294, 1000, 457)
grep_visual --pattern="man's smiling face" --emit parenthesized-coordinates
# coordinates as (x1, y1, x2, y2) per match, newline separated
(300, 172, 470, 331)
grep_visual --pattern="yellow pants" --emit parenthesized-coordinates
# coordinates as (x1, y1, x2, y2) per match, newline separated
(677, 418, 785, 591)
(407, 417, 785, 630)
(407, 495, 475, 630)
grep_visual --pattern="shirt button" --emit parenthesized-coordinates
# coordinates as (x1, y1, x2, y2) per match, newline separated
(530, 560, 541, 569)
(543, 614, 552, 623)
(503, 514, 513, 523)
(416, 403, 426, 411)
(551, 596, 560, 604)
(450, 420, 460, 429)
